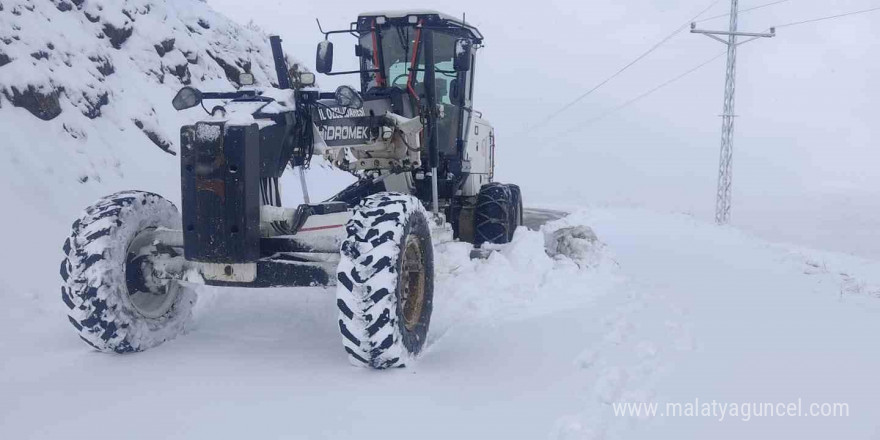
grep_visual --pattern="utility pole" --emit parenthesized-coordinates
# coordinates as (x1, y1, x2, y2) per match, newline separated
(691, 0, 775, 225)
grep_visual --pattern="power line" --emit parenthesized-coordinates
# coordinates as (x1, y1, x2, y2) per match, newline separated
(774, 5, 880, 28)
(542, 2, 880, 135)
(527, 0, 723, 130)
(557, 50, 727, 134)
(696, 0, 790, 22)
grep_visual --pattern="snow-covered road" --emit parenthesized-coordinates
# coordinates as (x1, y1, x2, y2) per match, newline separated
(554, 208, 880, 439)
(3, 207, 879, 439)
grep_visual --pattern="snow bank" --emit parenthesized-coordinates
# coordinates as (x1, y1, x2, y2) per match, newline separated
(432, 218, 621, 335)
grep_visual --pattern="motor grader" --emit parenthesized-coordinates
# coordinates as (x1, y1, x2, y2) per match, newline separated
(60, 10, 522, 369)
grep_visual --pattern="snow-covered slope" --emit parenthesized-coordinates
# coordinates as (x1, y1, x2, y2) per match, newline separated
(1, 0, 287, 187)
(0, 0, 286, 256)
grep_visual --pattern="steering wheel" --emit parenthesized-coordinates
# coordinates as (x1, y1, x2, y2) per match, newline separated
(391, 73, 409, 87)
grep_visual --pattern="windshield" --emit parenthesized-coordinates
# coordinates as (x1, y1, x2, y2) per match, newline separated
(359, 24, 421, 92)
(360, 25, 462, 105)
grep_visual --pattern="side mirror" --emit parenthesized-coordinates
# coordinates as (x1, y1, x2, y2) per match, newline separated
(334, 85, 363, 110)
(316, 40, 333, 74)
(172, 86, 202, 111)
(453, 38, 472, 72)
(238, 72, 255, 86)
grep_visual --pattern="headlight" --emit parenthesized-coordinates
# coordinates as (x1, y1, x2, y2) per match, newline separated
(335, 85, 363, 110)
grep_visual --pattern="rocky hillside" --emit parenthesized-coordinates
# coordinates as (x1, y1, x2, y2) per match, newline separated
(0, 0, 290, 191)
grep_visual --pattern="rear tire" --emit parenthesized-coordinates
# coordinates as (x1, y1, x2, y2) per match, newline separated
(474, 182, 515, 246)
(508, 184, 523, 232)
(61, 191, 196, 353)
(336, 192, 434, 369)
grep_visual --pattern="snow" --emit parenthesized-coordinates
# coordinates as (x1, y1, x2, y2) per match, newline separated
(317, 40, 331, 61)
(195, 122, 221, 142)
(358, 9, 460, 22)
(548, 207, 880, 439)
(3, 0, 880, 439)
(5, 203, 880, 438)
(257, 88, 297, 113)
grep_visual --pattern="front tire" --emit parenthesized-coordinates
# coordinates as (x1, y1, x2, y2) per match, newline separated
(61, 191, 196, 353)
(336, 192, 434, 369)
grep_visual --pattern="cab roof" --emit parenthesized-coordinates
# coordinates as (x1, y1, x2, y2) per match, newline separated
(357, 10, 484, 43)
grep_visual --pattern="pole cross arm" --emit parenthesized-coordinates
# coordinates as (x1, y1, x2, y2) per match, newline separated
(690, 23, 776, 39)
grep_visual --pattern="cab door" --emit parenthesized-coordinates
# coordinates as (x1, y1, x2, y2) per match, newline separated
(429, 31, 475, 159)
(453, 48, 476, 158)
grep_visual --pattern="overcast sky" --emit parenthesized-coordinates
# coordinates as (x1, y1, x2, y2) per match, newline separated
(208, 0, 880, 257)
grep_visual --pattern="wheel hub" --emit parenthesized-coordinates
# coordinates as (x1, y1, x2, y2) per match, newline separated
(400, 234, 426, 332)
(125, 228, 186, 318)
